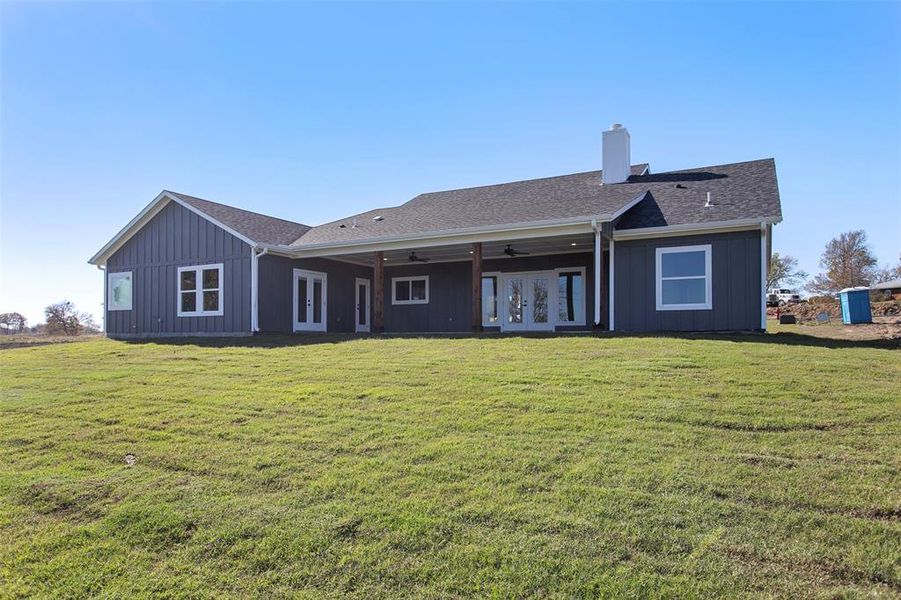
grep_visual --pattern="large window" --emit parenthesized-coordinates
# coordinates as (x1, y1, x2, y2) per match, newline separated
(481, 275, 498, 326)
(392, 276, 429, 305)
(107, 271, 133, 311)
(178, 264, 224, 317)
(557, 269, 585, 324)
(655, 245, 712, 310)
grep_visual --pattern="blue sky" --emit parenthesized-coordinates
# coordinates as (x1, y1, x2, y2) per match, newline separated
(1, 1, 899, 324)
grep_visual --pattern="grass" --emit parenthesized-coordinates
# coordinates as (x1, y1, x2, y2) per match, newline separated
(1, 331, 899, 598)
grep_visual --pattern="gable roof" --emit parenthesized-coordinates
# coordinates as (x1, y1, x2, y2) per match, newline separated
(88, 191, 310, 265)
(166, 191, 311, 246)
(291, 164, 650, 246)
(290, 159, 780, 248)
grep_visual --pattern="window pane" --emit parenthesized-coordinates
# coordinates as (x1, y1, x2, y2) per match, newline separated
(110, 274, 132, 309)
(202, 268, 219, 290)
(411, 279, 426, 301)
(395, 280, 410, 302)
(507, 278, 523, 323)
(181, 291, 196, 312)
(312, 279, 322, 323)
(532, 277, 548, 323)
(297, 277, 308, 323)
(661, 251, 706, 278)
(662, 278, 706, 305)
(180, 270, 197, 291)
(203, 291, 219, 311)
(481, 276, 498, 324)
(358, 283, 367, 326)
(557, 272, 583, 322)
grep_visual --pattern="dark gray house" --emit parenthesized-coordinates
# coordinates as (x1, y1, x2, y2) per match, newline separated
(89, 125, 782, 337)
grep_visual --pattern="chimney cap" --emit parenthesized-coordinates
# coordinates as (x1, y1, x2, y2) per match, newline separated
(610, 123, 624, 130)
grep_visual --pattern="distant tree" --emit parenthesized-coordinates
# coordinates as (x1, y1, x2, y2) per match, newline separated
(44, 301, 84, 336)
(806, 230, 878, 295)
(0, 312, 27, 334)
(767, 253, 807, 289)
(872, 253, 901, 284)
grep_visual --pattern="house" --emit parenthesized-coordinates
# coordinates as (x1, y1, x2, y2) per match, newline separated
(870, 278, 901, 301)
(88, 125, 782, 337)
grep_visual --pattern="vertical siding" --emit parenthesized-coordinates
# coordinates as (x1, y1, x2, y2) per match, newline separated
(613, 230, 762, 332)
(258, 255, 373, 333)
(105, 201, 252, 336)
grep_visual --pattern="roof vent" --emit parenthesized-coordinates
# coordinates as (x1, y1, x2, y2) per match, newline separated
(373, 215, 384, 222)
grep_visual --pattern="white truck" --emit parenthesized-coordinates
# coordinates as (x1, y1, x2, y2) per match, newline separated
(767, 288, 801, 307)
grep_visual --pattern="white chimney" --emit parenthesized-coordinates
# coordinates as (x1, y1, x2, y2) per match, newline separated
(602, 123, 631, 184)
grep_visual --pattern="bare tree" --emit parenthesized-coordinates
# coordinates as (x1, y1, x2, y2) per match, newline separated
(44, 301, 83, 336)
(872, 253, 901, 284)
(806, 230, 878, 295)
(767, 253, 807, 289)
(0, 312, 27, 334)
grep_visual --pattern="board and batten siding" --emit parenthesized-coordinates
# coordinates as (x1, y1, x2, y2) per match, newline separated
(613, 230, 763, 332)
(257, 255, 373, 333)
(105, 201, 252, 337)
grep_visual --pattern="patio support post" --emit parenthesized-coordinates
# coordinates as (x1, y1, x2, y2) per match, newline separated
(374, 251, 384, 333)
(471, 242, 482, 332)
(593, 221, 602, 327)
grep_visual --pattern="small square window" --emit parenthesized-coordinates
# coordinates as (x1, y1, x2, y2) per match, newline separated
(656, 245, 712, 311)
(392, 276, 429, 305)
(178, 264, 223, 316)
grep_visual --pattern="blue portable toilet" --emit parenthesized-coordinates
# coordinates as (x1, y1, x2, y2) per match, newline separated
(839, 287, 872, 324)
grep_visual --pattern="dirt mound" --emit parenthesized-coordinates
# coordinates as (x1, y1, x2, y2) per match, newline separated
(767, 300, 901, 322)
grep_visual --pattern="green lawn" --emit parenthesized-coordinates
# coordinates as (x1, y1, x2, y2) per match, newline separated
(1, 332, 899, 598)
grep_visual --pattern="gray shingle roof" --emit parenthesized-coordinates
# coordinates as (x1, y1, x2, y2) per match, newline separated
(291, 159, 780, 247)
(168, 191, 311, 246)
(291, 164, 650, 246)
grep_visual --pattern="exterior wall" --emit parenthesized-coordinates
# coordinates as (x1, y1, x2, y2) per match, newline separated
(385, 252, 596, 333)
(613, 230, 762, 332)
(105, 201, 252, 337)
(257, 255, 373, 333)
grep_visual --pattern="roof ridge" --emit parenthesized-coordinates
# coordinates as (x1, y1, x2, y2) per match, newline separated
(166, 190, 311, 229)
(410, 164, 650, 199)
(652, 157, 774, 176)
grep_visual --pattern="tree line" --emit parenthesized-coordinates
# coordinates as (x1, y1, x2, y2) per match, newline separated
(0, 301, 99, 336)
(769, 230, 900, 296)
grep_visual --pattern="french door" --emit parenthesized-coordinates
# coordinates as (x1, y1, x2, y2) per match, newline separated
(355, 278, 370, 333)
(293, 269, 327, 332)
(502, 272, 554, 332)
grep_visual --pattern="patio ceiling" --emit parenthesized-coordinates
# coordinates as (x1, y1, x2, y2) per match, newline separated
(330, 232, 600, 267)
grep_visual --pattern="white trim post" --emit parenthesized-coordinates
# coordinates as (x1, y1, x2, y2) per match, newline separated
(760, 223, 768, 331)
(609, 238, 615, 332)
(593, 221, 601, 326)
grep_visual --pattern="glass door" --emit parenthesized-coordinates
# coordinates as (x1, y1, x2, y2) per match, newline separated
(501, 272, 556, 332)
(505, 276, 527, 331)
(529, 273, 554, 331)
(293, 269, 327, 332)
(355, 278, 370, 333)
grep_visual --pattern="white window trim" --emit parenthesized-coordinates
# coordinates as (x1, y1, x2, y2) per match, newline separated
(177, 263, 224, 317)
(391, 275, 429, 305)
(555, 266, 587, 325)
(655, 245, 713, 311)
(107, 271, 133, 311)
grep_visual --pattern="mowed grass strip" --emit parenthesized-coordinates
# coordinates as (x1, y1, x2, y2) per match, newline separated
(0, 334, 899, 598)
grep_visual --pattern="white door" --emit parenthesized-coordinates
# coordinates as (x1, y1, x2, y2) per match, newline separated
(293, 269, 327, 332)
(501, 272, 555, 332)
(355, 278, 370, 333)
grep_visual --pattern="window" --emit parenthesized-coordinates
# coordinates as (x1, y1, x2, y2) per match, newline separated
(107, 271, 133, 311)
(392, 276, 429, 305)
(178, 264, 224, 316)
(655, 245, 712, 310)
(557, 269, 585, 324)
(481, 275, 499, 326)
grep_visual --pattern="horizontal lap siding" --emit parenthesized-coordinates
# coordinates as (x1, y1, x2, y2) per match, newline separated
(614, 230, 761, 332)
(105, 201, 251, 336)
(258, 255, 373, 334)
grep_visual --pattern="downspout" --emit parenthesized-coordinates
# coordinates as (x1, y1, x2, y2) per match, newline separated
(760, 222, 768, 331)
(96, 264, 106, 334)
(592, 219, 601, 327)
(251, 247, 270, 333)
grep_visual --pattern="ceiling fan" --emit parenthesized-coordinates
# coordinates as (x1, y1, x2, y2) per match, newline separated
(504, 244, 530, 257)
(408, 252, 430, 263)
